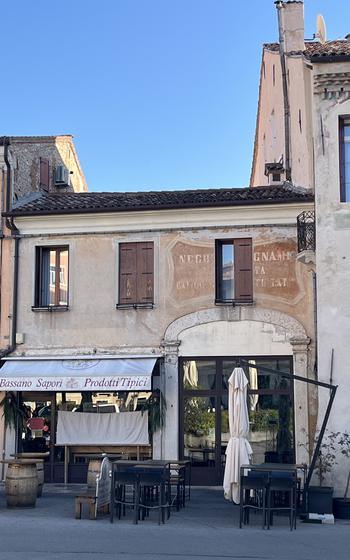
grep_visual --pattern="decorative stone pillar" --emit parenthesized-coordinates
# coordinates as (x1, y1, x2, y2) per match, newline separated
(290, 337, 311, 465)
(160, 339, 181, 460)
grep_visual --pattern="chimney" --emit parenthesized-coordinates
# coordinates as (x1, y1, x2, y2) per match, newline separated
(275, 1, 305, 53)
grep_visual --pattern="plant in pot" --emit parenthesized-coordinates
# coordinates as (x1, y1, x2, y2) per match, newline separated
(333, 431, 350, 519)
(300, 430, 337, 514)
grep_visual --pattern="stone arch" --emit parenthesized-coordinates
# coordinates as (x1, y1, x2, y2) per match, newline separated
(163, 306, 308, 343)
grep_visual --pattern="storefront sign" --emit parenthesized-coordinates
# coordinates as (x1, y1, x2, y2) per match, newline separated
(0, 357, 157, 392)
(0, 375, 151, 392)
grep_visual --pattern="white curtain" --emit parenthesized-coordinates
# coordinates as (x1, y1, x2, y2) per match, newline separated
(56, 410, 149, 445)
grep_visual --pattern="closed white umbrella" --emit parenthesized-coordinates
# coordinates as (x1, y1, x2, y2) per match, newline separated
(223, 367, 253, 504)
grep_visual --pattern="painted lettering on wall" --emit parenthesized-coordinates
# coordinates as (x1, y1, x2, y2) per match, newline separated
(171, 241, 215, 301)
(253, 240, 298, 298)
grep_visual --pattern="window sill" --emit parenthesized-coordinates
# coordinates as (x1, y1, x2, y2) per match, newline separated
(215, 300, 254, 306)
(116, 303, 154, 310)
(32, 306, 69, 312)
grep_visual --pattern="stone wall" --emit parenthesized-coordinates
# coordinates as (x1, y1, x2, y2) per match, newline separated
(7, 135, 87, 200)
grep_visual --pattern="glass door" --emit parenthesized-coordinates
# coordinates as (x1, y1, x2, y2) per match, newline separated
(19, 392, 56, 482)
(180, 359, 222, 485)
(180, 356, 294, 486)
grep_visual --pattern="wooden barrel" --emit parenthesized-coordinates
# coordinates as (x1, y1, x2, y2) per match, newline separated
(87, 460, 102, 488)
(5, 462, 38, 508)
(36, 461, 44, 497)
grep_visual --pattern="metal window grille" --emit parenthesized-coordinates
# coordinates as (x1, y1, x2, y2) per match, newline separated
(297, 211, 315, 253)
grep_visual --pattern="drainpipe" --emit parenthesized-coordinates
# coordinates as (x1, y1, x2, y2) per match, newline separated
(1, 217, 20, 475)
(3, 137, 12, 214)
(275, 1, 292, 182)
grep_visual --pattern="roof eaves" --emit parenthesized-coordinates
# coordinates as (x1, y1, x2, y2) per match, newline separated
(5, 196, 314, 219)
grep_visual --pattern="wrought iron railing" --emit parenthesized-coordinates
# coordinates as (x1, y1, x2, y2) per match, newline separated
(297, 211, 315, 253)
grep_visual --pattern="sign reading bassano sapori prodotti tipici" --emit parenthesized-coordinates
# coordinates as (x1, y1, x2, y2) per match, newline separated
(0, 375, 151, 391)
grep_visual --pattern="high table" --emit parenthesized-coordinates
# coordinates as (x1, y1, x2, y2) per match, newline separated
(110, 460, 190, 523)
(240, 463, 307, 514)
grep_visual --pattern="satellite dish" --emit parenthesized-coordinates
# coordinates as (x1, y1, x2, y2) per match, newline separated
(316, 14, 327, 44)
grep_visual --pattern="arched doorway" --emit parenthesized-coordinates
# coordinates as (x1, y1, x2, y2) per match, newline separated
(162, 307, 311, 485)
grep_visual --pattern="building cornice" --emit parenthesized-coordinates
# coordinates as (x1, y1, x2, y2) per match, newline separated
(13, 201, 315, 236)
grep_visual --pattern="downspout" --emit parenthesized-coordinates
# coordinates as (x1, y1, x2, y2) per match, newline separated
(1, 217, 20, 474)
(275, 1, 292, 182)
(3, 137, 12, 214)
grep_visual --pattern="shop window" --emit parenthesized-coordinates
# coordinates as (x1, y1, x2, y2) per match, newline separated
(34, 246, 69, 309)
(215, 239, 253, 303)
(118, 242, 154, 307)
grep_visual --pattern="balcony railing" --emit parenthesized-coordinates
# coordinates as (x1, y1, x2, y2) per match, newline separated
(297, 211, 315, 253)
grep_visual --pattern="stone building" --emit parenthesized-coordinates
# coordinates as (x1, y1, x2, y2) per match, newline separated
(251, 0, 350, 493)
(0, 185, 313, 484)
(0, 135, 87, 201)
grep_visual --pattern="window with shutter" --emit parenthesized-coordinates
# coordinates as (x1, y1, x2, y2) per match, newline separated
(118, 242, 154, 306)
(40, 158, 50, 191)
(215, 238, 253, 303)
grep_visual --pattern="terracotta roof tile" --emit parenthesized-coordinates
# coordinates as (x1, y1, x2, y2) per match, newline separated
(264, 40, 350, 59)
(6, 184, 313, 217)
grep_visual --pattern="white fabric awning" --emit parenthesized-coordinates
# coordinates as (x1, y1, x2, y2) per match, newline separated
(0, 357, 157, 392)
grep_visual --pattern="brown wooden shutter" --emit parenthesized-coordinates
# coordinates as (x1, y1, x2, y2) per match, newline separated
(136, 242, 154, 303)
(234, 238, 253, 302)
(40, 158, 50, 190)
(119, 243, 137, 304)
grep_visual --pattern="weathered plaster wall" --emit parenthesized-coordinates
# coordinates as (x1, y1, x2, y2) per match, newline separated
(250, 51, 314, 190)
(313, 61, 350, 495)
(13, 225, 314, 355)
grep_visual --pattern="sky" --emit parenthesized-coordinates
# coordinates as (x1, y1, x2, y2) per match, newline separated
(1, 1, 349, 192)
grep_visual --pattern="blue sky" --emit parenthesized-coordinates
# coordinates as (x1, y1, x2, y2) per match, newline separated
(1, 1, 349, 192)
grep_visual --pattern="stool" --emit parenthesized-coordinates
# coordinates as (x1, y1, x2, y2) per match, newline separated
(266, 473, 297, 530)
(110, 470, 140, 524)
(137, 467, 170, 525)
(239, 471, 269, 529)
(75, 494, 97, 520)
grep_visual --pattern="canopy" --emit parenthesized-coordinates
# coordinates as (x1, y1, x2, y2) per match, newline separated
(0, 357, 157, 392)
(223, 367, 253, 504)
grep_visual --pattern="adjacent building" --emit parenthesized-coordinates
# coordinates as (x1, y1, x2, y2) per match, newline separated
(251, 0, 350, 493)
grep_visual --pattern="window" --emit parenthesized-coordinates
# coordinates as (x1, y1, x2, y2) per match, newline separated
(340, 117, 350, 202)
(215, 239, 253, 303)
(118, 242, 154, 307)
(34, 247, 69, 308)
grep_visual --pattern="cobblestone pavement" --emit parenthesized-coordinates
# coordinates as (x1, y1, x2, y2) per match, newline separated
(0, 484, 349, 560)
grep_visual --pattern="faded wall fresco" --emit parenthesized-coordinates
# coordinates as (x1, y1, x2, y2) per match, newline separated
(166, 236, 302, 306)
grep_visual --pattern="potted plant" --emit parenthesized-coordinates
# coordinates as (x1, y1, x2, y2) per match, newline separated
(333, 432, 350, 519)
(300, 430, 337, 514)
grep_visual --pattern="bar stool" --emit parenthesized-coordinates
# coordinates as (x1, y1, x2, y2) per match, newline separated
(239, 470, 269, 529)
(110, 469, 140, 524)
(136, 466, 170, 525)
(266, 472, 297, 531)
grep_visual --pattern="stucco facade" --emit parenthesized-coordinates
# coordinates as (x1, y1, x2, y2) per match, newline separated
(250, 0, 350, 494)
(313, 60, 350, 495)
(0, 197, 314, 476)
